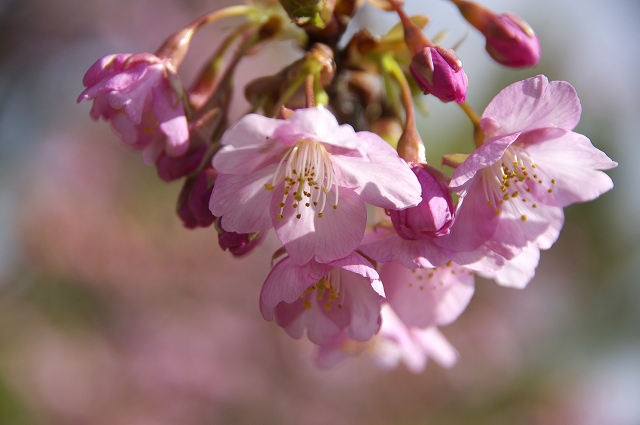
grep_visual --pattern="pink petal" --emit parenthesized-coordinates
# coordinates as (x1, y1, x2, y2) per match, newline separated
(450, 133, 520, 190)
(273, 107, 361, 149)
(81, 54, 130, 88)
(480, 243, 540, 289)
(209, 165, 276, 233)
(377, 305, 426, 372)
(215, 114, 288, 174)
(358, 225, 402, 264)
(490, 195, 564, 253)
(338, 273, 382, 342)
(109, 111, 143, 147)
(260, 257, 331, 308)
(413, 327, 458, 368)
(359, 224, 453, 269)
(332, 131, 422, 209)
(380, 261, 474, 328)
(305, 308, 344, 344)
(272, 187, 366, 265)
(482, 75, 581, 137)
(438, 176, 501, 255)
(315, 334, 353, 368)
(153, 86, 189, 157)
(519, 130, 617, 207)
(327, 251, 379, 280)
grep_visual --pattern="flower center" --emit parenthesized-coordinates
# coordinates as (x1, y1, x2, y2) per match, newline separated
(482, 146, 556, 220)
(265, 139, 338, 220)
(300, 270, 342, 311)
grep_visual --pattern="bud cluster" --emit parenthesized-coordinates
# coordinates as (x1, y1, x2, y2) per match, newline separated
(78, 0, 616, 372)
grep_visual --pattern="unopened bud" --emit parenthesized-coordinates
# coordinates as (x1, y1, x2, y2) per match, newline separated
(156, 145, 206, 182)
(450, 0, 540, 68)
(389, 164, 454, 240)
(177, 168, 217, 229)
(410, 46, 468, 104)
(484, 13, 540, 68)
(217, 227, 266, 257)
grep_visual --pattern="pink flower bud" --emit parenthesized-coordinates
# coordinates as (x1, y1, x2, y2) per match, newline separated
(177, 168, 216, 229)
(450, 1, 540, 68)
(78, 53, 189, 164)
(155, 145, 206, 182)
(484, 13, 540, 68)
(217, 230, 266, 257)
(389, 165, 455, 240)
(410, 46, 468, 104)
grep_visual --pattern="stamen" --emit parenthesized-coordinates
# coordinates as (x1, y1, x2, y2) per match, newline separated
(266, 139, 338, 220)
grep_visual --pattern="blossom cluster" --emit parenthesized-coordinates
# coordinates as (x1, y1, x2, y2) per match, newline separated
(78, 0, 616, 372)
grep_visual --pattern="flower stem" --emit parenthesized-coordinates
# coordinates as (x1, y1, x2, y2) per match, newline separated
(386, 0, 432, 54)
(458, 101, 484, 148)
(381, 54, 426, 164)
(155, 5, 255, 67)
(305, 74, 315, 108)
(188, 23, 254, 109)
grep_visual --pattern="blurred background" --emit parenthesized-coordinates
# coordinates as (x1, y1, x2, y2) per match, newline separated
(0, 0, 637, 424)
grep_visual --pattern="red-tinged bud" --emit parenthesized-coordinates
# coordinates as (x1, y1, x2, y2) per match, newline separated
(450, 0, 540, 68)
(177, 168, 216, 229)
(410, 46, 468, 104)
(484, 13, 540, 68)
(217, 227, 266, 257)
(155, 145, 206, 182)
(389, 164, 455, 240)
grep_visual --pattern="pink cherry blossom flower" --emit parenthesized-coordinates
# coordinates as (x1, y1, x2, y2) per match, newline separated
(316, 304, 458, 373)
(78, 53, 189, 163)
(378, 260, 475, 328)
(445, 75, 617, 264)
(209, 106, 422, 265)
(259, 251, 383, 345)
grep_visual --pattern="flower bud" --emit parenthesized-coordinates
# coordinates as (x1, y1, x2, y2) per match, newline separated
(155, 145, 206, 182)
(177, 168, 216, 229)
(484, 13, 540, 68)
(217, 228, 266, 257)
(410, 46, 468, 104)
(450, 0, 540, 68)
(389, 164, 455, 240)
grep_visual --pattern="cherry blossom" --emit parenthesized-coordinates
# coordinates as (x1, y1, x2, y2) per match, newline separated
(259, 252, 383, 345)
(444, 75, 617, 264)
(210, 106, 421, 265)
(316, 304, 458, 373)
(78, 53, 189, 164)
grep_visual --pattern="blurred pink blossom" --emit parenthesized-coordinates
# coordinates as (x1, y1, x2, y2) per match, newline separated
(78, 53, 189, 163)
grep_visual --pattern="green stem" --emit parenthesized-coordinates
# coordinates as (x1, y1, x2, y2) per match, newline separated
(458, 101, 484, 148)
(381, 54, 426, 164)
